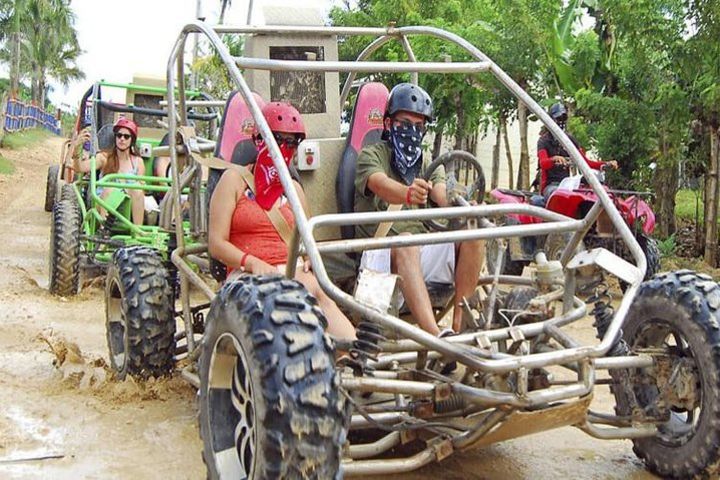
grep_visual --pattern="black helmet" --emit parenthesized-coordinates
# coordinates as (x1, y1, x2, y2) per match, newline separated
(549, 103, 567, 121)
(386, 83, 433, 122)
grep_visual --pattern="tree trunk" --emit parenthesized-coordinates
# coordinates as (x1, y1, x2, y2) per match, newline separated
(0, 92, 8, 144)
(705, 125, 720, 266)
(9, 32, 21, 98)
(516, 99, 530, 190)
(491, 119, 501, 190)
(432, 126, 444, 159)
(501, 115, 514, 188)
(454, 94, 465, 150)
(466, 129, 477, 157)
(32, 64, 42, 105)
(39, 75, 46, 109)
(653, 132, 678, 238)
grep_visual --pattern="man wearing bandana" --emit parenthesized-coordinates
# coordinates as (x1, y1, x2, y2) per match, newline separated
(354, 83, 485, 336)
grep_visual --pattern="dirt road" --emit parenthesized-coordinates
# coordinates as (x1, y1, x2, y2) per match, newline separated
(0, 136, 658, 479)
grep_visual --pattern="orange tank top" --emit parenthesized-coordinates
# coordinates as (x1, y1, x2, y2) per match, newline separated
(229, 190, 295, 268)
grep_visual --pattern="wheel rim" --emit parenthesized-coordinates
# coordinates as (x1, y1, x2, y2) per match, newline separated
(106, 276, 127, 371)
(632, 321, 702, 446)
(207, 333, 257, 478)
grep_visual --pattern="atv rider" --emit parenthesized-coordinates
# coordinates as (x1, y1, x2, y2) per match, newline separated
(536, 103, 617, 204)
(354, 83, 485, 335)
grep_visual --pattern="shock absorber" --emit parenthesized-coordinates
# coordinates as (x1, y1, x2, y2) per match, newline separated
(587, 283, 628, 356)
(346, 321, 386, 374)
(166, 230, 180, 300)
(434, 394, 466, 414)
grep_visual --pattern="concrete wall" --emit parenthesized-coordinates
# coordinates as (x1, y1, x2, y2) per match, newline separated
(433, 119, 541, 191)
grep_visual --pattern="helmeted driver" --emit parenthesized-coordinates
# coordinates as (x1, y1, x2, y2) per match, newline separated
(536, 103, 618, 203)
(354, 83, 485, 335)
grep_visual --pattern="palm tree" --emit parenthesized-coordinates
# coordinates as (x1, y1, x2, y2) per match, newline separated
(219, 0, 231, 24)
(22, 0, 84, 106)
(1, 0, 84, 106)
(0, 0, 29, 98)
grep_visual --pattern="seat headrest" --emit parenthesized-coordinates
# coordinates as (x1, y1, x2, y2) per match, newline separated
(215, 91, 266, 162)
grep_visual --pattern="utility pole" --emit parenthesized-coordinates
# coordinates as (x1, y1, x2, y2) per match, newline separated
(247, 0, 254, 24)
(191, 0, 203, 90)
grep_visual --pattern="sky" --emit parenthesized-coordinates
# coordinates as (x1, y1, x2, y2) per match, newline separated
(47, 0, 336, 110)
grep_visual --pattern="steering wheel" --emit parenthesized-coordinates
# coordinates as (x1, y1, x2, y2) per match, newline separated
(421, 150, 486, 231)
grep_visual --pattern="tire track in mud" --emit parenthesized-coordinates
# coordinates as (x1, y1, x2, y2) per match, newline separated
(0, 136, 658, 479)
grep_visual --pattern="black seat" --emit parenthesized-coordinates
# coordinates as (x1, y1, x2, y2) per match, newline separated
(336, 82, 389, 240)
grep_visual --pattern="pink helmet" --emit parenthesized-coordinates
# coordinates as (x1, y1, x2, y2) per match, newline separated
(113, 117, 138, 138)
(261, 102, 305, 139)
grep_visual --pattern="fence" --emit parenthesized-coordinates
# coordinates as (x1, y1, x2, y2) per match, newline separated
(2, 97, 61, 136)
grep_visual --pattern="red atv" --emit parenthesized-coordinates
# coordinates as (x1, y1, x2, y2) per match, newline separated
(488, 168, 659, 284)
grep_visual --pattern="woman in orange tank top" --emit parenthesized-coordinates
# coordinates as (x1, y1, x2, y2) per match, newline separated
(208, 102, 355, 341)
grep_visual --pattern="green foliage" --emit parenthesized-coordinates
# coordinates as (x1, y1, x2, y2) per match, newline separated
(657, 234, 676, 257)
(327, 0, 717, 243)
(191, 34, 244, 102)
(0, 0, 84, 107)
(675, 188, 706, 223)
(329, 0, 558, 144)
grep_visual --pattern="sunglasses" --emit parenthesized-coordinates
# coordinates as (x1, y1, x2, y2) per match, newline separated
(273, 132, 301, 147)
(115, 133, 132, 140)
(393, 119, 427, 134)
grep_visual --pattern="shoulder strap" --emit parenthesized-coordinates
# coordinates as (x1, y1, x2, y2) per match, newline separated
(234, 165, 293, 245)
(374, 203, 403, 238)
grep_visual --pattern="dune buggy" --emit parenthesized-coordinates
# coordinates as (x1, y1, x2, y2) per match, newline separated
(104, 18, 720, 480)
(48, 80, 219, 296)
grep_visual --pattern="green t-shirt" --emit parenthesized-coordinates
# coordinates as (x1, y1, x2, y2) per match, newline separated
(354, 142, 445, 238)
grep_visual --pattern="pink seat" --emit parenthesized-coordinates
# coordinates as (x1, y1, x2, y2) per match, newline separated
(336, 82, 389, 239)
(214, 91, 266, 163)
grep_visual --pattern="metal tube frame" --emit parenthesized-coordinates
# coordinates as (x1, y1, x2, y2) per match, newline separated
(163, 21, 655, 460)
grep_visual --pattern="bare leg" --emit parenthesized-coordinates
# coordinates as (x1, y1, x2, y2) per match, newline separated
(391, 244, 440, 336)
(127, 189, 145, 225)
(452, 239, 485, 331)
(98, 187, 114, 219)
(294, 269, 356, 340)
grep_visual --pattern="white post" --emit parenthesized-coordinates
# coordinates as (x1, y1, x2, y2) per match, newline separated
(191, 0, 203, 90)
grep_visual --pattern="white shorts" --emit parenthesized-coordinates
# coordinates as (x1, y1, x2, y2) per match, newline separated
(359, 243, 455, 285)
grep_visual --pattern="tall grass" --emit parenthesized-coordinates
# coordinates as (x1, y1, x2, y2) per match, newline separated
(1, 128, 53, 150)
(675, 189, 704, 223)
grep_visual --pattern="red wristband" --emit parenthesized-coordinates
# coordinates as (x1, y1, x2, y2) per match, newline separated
(405, 187, 412, 205)
(240, 252, 250, 270)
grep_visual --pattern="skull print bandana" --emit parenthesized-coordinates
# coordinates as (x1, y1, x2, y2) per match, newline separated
(389, 122, 424, 185)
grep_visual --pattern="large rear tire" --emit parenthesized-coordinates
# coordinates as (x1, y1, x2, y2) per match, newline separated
(44, 164, 60, 212)
(613, 271, 720, 479)
(49, 198, 81, 296)
(105, 247, 175, 379)
(618, 234, 661, 292)
(199, 275, 347, 480)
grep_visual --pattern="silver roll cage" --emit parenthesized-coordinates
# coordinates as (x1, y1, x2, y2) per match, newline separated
(164, 21, 647, 382)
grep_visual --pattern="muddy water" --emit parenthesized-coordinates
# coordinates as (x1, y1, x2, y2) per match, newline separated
(0, 136, 657, 479)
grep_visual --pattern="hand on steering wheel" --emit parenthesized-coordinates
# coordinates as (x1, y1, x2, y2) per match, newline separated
(420, 150, 485, 232)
